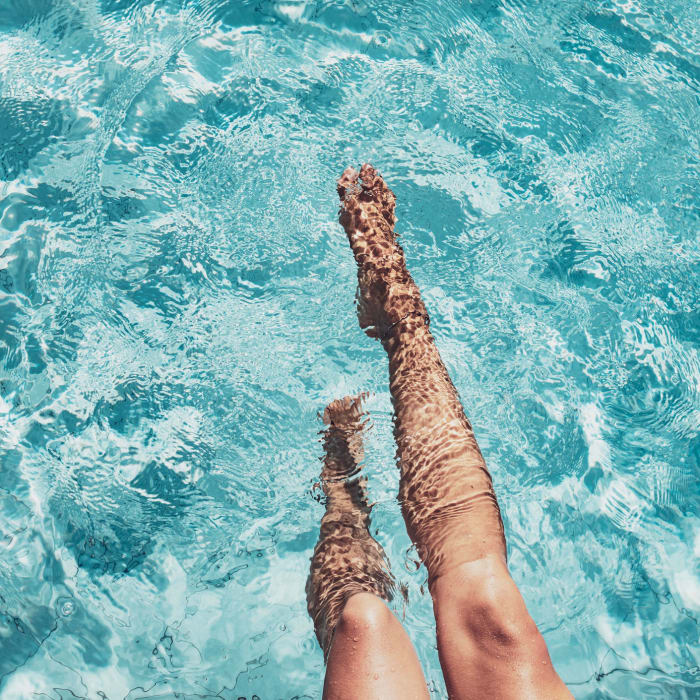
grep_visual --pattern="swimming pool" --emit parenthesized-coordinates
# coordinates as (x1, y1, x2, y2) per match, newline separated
(0, 0, 698, 697)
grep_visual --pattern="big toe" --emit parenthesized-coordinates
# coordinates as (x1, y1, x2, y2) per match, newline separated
(359, 163, 379, 187)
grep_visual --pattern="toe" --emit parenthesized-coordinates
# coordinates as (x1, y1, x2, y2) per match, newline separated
(359, 163, 378, 187)
(337, 167, 359, 200)
(323, 393, 368, 426)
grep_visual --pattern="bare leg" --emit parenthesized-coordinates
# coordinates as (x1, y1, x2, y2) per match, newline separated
(307, 396, 429, 700)
(337, 165, 573, 700)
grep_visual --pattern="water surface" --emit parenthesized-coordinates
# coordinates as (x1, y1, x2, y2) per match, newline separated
(0, 0, 698, 697)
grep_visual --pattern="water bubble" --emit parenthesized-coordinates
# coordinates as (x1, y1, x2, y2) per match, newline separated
(58, 597, 75, 617)
(373, 32, 391, 47)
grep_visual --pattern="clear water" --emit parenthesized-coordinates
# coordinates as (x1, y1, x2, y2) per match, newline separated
(0, 0, 698, 697)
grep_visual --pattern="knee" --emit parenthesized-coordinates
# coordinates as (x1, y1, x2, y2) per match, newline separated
(433, 557, 543, 654)
(336, 592, 393, 640)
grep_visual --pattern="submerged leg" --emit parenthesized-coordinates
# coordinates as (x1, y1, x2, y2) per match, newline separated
(307, 395, 429, 700)
(337, 165, 572, 700)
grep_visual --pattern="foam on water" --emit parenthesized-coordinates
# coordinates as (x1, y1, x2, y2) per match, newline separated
(0, 0, 698, 697)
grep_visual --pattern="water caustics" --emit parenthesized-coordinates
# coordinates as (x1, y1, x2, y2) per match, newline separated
(0, 0, 698, 698)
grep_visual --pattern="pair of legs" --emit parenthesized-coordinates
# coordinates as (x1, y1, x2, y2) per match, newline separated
(307, 166, 573, 699)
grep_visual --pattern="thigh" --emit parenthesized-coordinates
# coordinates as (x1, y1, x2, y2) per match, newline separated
(323, 593, 430, 700)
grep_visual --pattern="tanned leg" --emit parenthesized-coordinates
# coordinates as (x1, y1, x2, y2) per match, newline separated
(337, 165, 573, 700)
(307, 395, 429, 700)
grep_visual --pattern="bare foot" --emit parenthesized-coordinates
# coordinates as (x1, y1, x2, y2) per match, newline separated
(322, 392, 367, 427)
(337, 164, 429, 339)
(320, 393, 369, 482)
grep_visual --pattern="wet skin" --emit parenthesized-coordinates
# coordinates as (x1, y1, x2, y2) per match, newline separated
(307, 397, 429, 699)
(308, 165, 573, 699)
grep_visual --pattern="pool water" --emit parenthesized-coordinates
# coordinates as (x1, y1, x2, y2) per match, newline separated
(0, 0, 698, 697)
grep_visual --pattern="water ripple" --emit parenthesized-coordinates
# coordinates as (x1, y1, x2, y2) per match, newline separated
(0, 0, 698, 697)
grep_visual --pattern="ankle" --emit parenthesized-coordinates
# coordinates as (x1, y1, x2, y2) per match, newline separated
(380, 310, 430, 346)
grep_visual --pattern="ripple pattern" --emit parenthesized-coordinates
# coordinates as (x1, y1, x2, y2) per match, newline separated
(0, 0, 698, 697)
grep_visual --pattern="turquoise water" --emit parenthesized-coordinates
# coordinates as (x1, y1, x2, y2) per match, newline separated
(0, 0, 698, 697)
